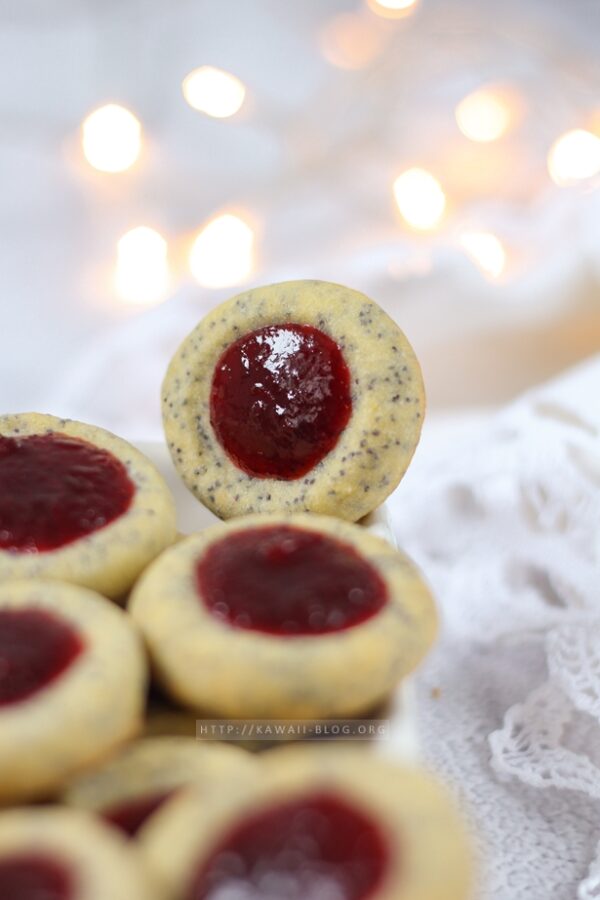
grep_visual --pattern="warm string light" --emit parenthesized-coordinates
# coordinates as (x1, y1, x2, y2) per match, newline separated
(189, 214, 255, 289)
(455, 86, 516, 143)
(366, 0, 418, 18)
(182, 67, 246, 118)
(320, 13, 384, 70)
(460, 232, 507, 280)
(79, 49, 598, 309)
(115, 227, 169, 306)
(393, 168, 446, 231)
(82, 104, 142, 173)
(547, 129, 600, 186)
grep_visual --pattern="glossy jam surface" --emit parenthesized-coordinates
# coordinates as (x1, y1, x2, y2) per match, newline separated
(0, 609, 85, 707)
(0, 854, 74, 900)
(104, 790, 174, 837)
(210, 323, 352, 479)
(196, 525, 388, 636)
(187, 791, 390, 900)
(0, 432, 135, 553)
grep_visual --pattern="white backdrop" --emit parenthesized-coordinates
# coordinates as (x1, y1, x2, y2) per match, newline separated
(1, 0, 599, 416)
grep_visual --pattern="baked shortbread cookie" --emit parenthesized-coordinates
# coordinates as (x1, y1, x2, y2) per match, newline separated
(63, 737, 254, 838)
(162, 280, 424, 522)
(0, 580, 147, 803)
(139, 749, 471, 900)
(130, 514, 437, 719)
(0, 807, 157, 900)
(0, 413, 177, 599)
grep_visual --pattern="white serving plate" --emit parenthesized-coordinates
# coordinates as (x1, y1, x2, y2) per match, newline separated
(138, 441, 420, 762)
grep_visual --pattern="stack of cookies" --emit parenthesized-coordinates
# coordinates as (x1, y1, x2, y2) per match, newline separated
(0, 281, 471, 900)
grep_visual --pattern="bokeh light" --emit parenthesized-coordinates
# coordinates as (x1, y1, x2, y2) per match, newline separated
(182, 66, 246, 118)
(320, 13, 384, 70)
(115, 227, 169, 306)
(547, 129, 600, 186)
(393, 168, 446, 231)
(82, 104, 142, 173)
(455, 86, 515, 143)
(366, 0, 418, 19)
(189, 213, 255, 288)
(460, 232, 507, 280)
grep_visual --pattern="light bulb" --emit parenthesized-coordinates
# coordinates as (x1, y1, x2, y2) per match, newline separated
(366, 0, 418, 18)
(82, 104, 142, 173)
(115, 227, 169, 306)
(548, 129, 600, 186)
(456, 86, 515, 143)
(182, 67, 246, 118)
(393, 168, 446, 231)
(189, 214, 255, 288)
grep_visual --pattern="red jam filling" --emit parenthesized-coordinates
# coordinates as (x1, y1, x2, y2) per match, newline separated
(0, 854, 74, 900)
(210, 323, 352, 479)
(187, 791, 390, 900)
(196, 525, 388, 636)
(0, 608, 85, 707)
(104, 790, 174, 837)
(0, 432, 135, 553)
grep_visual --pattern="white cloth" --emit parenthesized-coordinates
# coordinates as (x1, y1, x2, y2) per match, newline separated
(388, 355, 600, 899)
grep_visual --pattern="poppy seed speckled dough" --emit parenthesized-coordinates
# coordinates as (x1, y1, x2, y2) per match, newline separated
(129, 513, 437, 720)
(0, 580, 147, 803)
(0, 413, 177, 599)
(0, 807, 157, 900)
(139, 749, 471, 900)
(162, 280, 425, 521)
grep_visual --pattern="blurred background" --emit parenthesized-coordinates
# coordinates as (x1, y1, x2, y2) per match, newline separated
(1, 0, 599, 436)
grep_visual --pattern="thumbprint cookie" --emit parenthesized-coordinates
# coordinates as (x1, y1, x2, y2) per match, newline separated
(0, 579, 147, 803)
(139, 749, 471, 900)
(130, 514, 436, 719)
(63, 737, 254, 838)
(162, 280, 424, 522)
(0, 413, 177, 599)
(0, 807, 158, 900)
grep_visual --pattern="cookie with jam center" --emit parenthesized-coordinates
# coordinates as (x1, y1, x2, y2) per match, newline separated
(0, 807, 158, 900)
(63, 737, 255, 839)
(129, 513, 437, 719)
(0, 413, 177, 599)
(162, 280, 424, 521)
(0, 579, 147, 803)
(139, 749, 471, 900)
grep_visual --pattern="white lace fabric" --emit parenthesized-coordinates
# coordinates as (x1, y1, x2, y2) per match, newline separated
(388, 355, 600, 899)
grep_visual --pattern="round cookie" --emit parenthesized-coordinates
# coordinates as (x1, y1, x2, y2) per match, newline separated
(0, 413, 177, 599)
(139, 748, 471, 900)
(0, 579, 147, 803)
(0, 807, 157, 900)
(63, 737, 255, 838)
(129, 513, 437, 719)
(162, 280, 425, 522)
